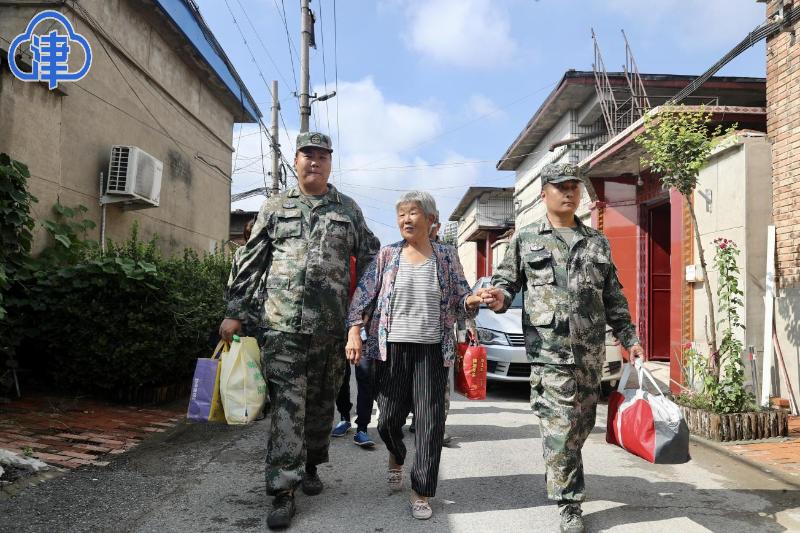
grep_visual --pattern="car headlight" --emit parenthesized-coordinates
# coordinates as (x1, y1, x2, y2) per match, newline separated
(476, 328, 509, 346)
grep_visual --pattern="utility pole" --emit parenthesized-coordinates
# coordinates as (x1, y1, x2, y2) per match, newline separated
(299, 0, 311, 133)
(270, 80, 281, 195)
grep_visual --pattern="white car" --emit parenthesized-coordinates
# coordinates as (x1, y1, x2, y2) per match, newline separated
(469, 277, 623, 392)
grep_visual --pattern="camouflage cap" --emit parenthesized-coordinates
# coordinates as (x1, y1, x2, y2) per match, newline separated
(296, 131, 333, 153)
(541, 163, 582, 186)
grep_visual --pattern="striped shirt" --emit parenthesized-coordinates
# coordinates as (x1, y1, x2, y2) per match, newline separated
(387, 254, 441, 343)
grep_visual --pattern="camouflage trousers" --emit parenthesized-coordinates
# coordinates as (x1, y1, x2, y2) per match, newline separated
(261, 330, 346, 495)
(530, 363, 601, 503)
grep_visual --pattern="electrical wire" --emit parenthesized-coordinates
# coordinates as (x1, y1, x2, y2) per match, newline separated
(274, 0, 300, 95)
(223, 0, 296, 156)
(259, 121, 269, 191)
(332, 0, 342, 179)
(349, 81, 558, 172)
(232, 123, 244, 171)
(318, 0, 332, 137)
(235, 0, 294, 99)
(67, 1, 237, 180)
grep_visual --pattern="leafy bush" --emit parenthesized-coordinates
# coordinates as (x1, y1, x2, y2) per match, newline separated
(0, 154, 37, 390)
(2, 182, 232, 397)
(0, 154, 37, 321)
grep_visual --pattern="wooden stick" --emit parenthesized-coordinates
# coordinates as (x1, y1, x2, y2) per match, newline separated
(773, 328, 800, 416)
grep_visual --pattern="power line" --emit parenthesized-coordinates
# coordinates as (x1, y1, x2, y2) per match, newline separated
(350, 81, 559, 172)
(235, 0, 294, 96)
(258, 122, 269, 191)
(318, 0, 332, 137)
(71, 3, 222, 176)
(338, 176, 514, 193)
(232, 123, 244, 170)
(363, 215, 395, 228)
(274, 0, 300, 95)
(67, 1, 238, 181)
(327, 141, 566, 174)
(332, 0, 342, 178)
(223, 0, 296, 156)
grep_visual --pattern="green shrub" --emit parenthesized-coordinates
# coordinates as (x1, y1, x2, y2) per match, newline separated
(3, 193, 232, 397)
(0, 154, 37, 389)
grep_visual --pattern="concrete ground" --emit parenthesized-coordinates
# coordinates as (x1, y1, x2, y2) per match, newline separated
(1, 376, 799, 533)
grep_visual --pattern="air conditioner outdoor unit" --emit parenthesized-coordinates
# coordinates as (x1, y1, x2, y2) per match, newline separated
(104, 145, 163, 207)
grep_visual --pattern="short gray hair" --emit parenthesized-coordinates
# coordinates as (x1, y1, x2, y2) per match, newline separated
(395, 191, 437, 218)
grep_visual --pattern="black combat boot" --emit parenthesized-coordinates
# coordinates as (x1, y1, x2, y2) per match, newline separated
(558, 501, 585, 533)
(267, 491, 296, 530)
(301, 464, 323, 496)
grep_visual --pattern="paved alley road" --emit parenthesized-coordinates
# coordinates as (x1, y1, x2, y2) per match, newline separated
(2, 380, 799, 533)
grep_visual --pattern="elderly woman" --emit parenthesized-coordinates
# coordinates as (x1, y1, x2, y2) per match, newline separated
(346, 191, 481, 520)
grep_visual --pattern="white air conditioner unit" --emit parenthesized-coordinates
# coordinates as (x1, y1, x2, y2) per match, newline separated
(104, 145, 163, 207)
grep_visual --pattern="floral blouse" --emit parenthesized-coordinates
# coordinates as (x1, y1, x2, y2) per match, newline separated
(346, 240, 477, 366)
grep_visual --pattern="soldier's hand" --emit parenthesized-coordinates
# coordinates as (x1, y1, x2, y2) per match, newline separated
(629, 344, 645, 366)
(346, 326, 363, 364)
(219, 318, 242, 343)
(479, 287, 505, 312)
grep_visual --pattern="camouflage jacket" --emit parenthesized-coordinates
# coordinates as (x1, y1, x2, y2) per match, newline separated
(225, 246, 263, 336)
(490, 215, 639, 368)
(225, 185, 380, 335)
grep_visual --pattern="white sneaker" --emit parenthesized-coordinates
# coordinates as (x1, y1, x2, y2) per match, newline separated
(387, 467, 403, 492)
(410, 498, 433, 520)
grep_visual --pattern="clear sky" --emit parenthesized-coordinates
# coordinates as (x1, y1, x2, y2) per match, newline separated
(194, 0, 768, 246)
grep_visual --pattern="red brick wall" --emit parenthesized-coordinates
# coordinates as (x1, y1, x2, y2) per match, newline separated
(767, 1, 800, 287)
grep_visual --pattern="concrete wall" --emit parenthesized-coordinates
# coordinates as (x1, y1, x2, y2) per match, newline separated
(513, 111, 595, 229)
(458, 241, 478, 287)
(690, 136, 772, 363)
(455, 201, 479, 286)
(492, 238, 510, 272)
(0, 1, 236, 256)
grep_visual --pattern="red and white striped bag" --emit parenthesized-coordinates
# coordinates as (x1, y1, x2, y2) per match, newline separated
(606, 360, 690, 464)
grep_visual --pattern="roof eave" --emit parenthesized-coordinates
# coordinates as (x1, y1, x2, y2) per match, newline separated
(579, 105, 768, 177)
(152, 0, 262, 123)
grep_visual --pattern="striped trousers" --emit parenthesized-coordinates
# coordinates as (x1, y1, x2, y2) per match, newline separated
(375, 342, 448, 497)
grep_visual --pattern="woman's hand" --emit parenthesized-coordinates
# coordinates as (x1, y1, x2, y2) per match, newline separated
(465, 294, 482, 310)
(477, 287, 505, 312)
(345, 325, 363, 364)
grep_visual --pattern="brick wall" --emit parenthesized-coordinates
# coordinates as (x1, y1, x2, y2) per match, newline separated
(767, 0, 800, 287)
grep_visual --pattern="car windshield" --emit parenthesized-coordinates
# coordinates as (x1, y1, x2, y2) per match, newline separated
(510, 292, 523, 308)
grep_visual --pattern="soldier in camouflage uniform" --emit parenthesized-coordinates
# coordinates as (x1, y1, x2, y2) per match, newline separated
(481, 163, 644, 533)
(219, 132, 380, 530)
(226, 218, 262, 338)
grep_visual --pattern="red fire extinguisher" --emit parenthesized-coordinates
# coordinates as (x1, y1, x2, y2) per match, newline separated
(455, 332, 487, 400)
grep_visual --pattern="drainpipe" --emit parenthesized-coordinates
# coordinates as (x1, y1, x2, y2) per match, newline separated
(99, 172, 107, 254)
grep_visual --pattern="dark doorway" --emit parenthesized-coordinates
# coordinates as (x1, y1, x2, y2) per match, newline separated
(647, 203, 671, 361)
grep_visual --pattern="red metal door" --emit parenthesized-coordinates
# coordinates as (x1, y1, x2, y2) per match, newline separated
(648, 203, 671, 361)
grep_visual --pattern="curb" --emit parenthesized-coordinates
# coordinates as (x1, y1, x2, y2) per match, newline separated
(688, 433, 800, 489)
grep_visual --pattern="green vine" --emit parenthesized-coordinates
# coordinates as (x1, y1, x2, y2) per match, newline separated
(0, 154, 38, 320)
(675, 238, 757, 414)
(712, 238, 751, 413)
